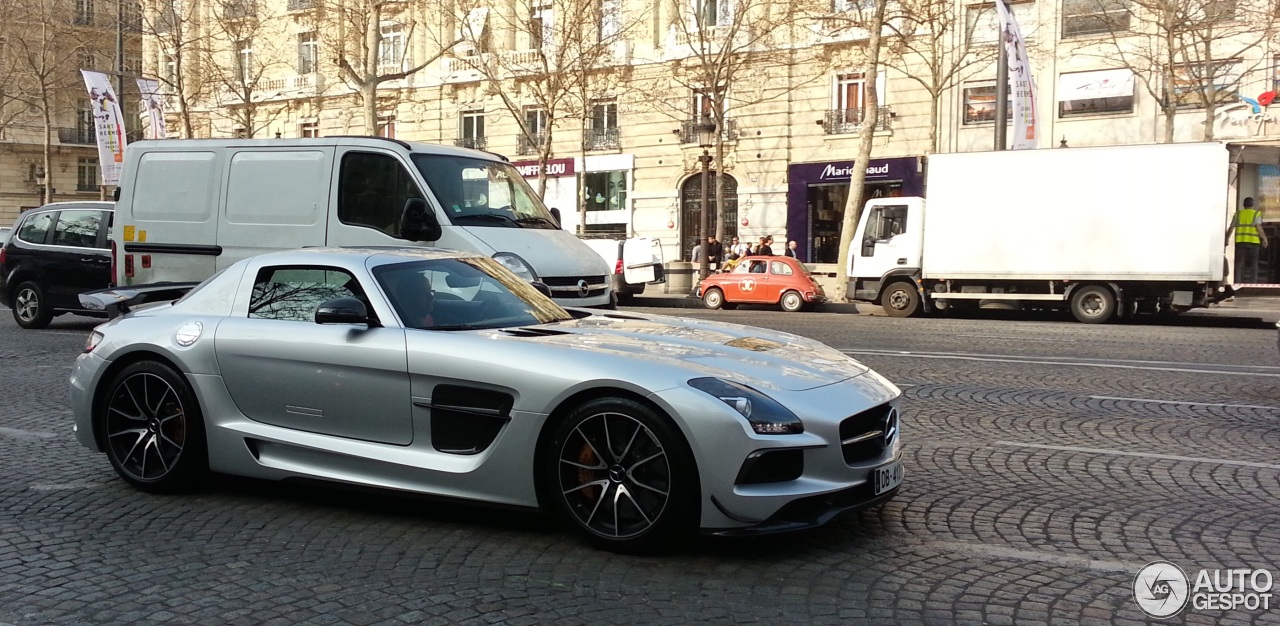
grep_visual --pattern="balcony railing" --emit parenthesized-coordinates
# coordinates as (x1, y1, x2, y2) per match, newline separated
(678, 117, 738, 144)
(287, 0, 314, 9)
(518, 133, 548, 155)
(223, 0, 255, 19)
(584, 127, 620, 151)
(823, 107, 892, 135)
(455, 137, 487, 150)
(58, 127, 96, 145)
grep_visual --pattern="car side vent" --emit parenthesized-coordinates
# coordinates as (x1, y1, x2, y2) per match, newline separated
(424, 385, 514, 455)
(601, 313, 647, 321)
(500, 327, 572, 338)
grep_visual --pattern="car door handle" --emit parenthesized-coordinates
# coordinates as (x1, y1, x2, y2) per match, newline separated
(81, 257, 99, 262)
(897, 258, 907, 265)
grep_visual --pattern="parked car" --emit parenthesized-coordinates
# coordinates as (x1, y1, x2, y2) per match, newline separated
(580, 236, 665, 305)
(698, 256, 827, 312)
(0, 202, 114, 329)
(71, 247, 903, 553)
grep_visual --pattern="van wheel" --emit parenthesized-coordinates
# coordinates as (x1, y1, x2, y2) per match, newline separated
(12, 281, 53, 329)
(616, 292, 634, 306)
(702, 288, 725, 310)
(1070, 285, 1115, 324)
(780, 291, 805, 313)
(882, 281, 920, 318)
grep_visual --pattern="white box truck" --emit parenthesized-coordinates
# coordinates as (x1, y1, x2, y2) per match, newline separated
(111, 137, 613, 308)
(848, 142, 1235, 323)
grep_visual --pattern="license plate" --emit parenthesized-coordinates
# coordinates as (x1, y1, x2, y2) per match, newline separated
(874, 461, 904, 495)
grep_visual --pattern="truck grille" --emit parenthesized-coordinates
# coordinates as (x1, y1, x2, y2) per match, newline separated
(838, 404, 898, 464)
(541, 275, 609, 299)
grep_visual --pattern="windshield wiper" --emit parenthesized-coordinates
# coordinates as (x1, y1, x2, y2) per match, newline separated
(514, 216, 558, 228)
(453, 213, 521, 227)
(427, 323, 483, 331)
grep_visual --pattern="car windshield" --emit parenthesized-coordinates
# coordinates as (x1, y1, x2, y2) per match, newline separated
(410, 154, 558, 229)
(374, 257, 572, 331)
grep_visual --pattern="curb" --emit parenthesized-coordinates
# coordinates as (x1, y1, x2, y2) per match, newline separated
(628, 293, 865, 314)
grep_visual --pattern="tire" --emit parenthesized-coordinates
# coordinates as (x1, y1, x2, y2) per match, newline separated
(616, 292, 635, 306)
(97, 361, 208, 493)
(721, 303, 738, 310)
(881, 281, 920, 318)
(779, 290, 804, 313)
(702, 287, 725, 310)
(1070, 284, 1115, 324)
(11, 281, 53, 329)
(544, 397, 698, 553)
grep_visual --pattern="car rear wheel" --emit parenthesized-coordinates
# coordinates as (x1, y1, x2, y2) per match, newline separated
(98, 361, 208, 493)
(11, 281, 52, 329)
(780, 290, 804, 313)
(702, 287, 725, 309)
(545, 397, 698, 553)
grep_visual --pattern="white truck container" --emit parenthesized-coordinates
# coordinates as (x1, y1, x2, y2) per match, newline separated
(848, 142, 1235, 323)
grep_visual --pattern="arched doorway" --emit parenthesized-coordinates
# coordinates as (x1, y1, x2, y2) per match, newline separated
(680, 172, 738, 260)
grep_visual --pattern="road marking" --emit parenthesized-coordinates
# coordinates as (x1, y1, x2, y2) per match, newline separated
(840, 348, 1280, 378)
(1089, 395, 1280, 411)
(953, 334, 1071, 342)
(29, 481, 102, 491)
(928, 541, 1138, 573)
(0, 427, 57, 441)
(994, 441, 1280, 470)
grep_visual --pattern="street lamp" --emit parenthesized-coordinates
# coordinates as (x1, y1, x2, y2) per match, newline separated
(696, 119, 717, 283)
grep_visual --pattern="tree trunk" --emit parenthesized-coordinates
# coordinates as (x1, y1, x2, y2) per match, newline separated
(928, 92, 940, 154)
(833, 0, 887, 303)
(42, 121, 52, 205)
(1163, 105, 1176, 144)
(714, 132, 726, 242)
(577, 110, 588, 234)
(362, 3, 382, 135)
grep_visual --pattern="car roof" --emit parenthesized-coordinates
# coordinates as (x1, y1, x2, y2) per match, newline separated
(124, 137, 503, 162)
(27, 202, 114, 212)
(244, 246, 484, 270)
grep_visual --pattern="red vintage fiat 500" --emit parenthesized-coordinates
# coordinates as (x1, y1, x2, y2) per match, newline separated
(698, 256, 827, 312)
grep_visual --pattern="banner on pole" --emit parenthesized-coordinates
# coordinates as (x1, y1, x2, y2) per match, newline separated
(136, 78, 167, 140)
(80, 70, 128, 185)
(995, 0, 1037, 149)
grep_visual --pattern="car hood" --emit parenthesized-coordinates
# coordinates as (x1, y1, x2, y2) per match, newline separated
(499, 313, 870, 392)
(461, 227, 611, 279)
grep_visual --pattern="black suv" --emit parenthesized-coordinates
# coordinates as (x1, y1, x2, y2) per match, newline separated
(0, 203, 114, 329)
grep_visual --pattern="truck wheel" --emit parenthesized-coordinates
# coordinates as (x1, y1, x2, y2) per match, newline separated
(882, 281, 920, 318)
(702, 288, 725, 310)
(1070, 285, 1115, 324)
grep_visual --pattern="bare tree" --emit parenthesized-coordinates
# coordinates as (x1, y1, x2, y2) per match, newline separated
(321, 0, 459, 134)
(1076, 0, 1279, 142)
(204, 0, 286, 137)
(144, 0, 214, 137)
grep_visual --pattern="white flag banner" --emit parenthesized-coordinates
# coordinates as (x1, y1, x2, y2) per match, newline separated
(995, 0, 1037, 149)
(80, 70, 128, 185)
(136, 78, 167, 140)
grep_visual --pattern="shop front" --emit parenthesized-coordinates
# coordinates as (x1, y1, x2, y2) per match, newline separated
(786, 157, 923, 264)
(513, 157, 577, 226)
(514, 155, 634, 235)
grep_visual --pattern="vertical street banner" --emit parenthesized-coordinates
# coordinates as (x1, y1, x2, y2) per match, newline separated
(136, 78, 167, 140)
(79, 70, 128, 185)
(995, 0, 1037, 149)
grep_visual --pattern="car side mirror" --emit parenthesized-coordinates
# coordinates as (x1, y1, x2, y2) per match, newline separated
(531, 281, 553, 298)
(315, 297, 371, 325)
(548, 207, 562, 228)
(861, 238, 876, 257)
(400, 198, 443, 242)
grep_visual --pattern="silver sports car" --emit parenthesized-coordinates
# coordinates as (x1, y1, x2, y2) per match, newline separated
(70, 248, 903, 552)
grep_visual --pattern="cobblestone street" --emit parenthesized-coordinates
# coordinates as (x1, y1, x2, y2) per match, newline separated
(1, 308, 1278, 625)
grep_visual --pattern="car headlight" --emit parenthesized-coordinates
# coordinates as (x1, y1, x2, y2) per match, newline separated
(688, 377, 804, 435)
(493, 252, 538, 282)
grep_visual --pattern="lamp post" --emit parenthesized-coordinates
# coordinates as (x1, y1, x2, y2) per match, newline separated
(696, 120, 717, 283)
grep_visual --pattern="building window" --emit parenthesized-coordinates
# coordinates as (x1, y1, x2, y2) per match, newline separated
(967, 1, 1037, 44)
(75, 0, 94, 25)
(378, 115, 396, 138)
(76, 100, 94, 140)
(599, 0, 621, 40)
(77, 158, 100, 191)
(125, 55, 142, 76)
(693, 0, 728, 27)
(298, 32, 317, 74)
(378, 23, 404, 68)
(162, 52, 178, 88)
(584, 170, 627, 212)
(826, 72, 889, 134)
(962, 81, 1012, 124)
(458, 111, 485, 149)
(529, 9, 553, 49)
(237, 39, 254, 84)
(300, 121, 319, 137)
(692, 87, 724, 119)
(1172, 61, 1239, 108)
(519, 108, 547, 154)
(1061, 0, 1129, 38)
(81, 54, 96, 70)
(1058, 68, 1135, 117)
(586, 100, 620, 150)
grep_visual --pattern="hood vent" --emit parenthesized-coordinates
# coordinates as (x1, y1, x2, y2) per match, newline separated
(500, 327, 573, 338)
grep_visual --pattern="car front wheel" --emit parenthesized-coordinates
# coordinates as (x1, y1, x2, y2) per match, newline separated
(545, 397, 698, 553)
(98, 361, 208, 493)
(11, 281, 52, 329)
(702, 288, 725, 309)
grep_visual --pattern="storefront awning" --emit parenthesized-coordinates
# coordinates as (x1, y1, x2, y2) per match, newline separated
(1058, 68, 1133, 101)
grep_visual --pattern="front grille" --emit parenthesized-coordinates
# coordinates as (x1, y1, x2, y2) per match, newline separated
(839, 404, 897, 464)
(541, 275, 608, 299)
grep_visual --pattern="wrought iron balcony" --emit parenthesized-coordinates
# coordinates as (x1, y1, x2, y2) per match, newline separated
(583, 127, 620, 151)
(517, 133, 548, 155)
(58, 127, 96, 145)
(223, 0, 255, 19)
(823, 107, 892, 135)
(455, 137, 487, 150)
(678, 117, 738, 144)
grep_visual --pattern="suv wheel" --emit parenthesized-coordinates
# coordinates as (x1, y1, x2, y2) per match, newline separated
(12, 281, 53, 329)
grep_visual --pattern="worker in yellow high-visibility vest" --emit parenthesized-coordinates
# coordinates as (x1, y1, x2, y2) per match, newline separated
(1230, 197, 1270, 284)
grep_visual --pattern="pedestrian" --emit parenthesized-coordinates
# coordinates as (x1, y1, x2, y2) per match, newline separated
(758, 236, 774, 256)
(731, 237, 750, 259)
(705, 236, 723, 266)
(784, 240, 803, 261)
(1230, 197, 1269, 283)
(690, 240, 703, 263)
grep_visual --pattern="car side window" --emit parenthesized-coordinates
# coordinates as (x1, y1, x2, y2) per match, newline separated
(749, 260, 767, 274)
(771, 261, 793, 276)
(248, 266, 365, 322)
(337, 152, 424, 237)
(16, 212, 54, 245)
(51, 211, 103, 248)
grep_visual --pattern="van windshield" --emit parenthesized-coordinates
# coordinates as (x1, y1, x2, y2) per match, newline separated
(411, 154, 559, 230)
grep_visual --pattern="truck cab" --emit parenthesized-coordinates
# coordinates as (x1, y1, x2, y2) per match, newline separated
(848, 197, 924, 316)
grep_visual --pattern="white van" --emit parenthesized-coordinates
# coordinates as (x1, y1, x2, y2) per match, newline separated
(112, 137, 612, 307)
(579, 236, 665, 305)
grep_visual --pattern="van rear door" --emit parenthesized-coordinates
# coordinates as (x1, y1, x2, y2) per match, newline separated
(119, 150, 221, 285)
(218, 147, 333, 269)
(623, 237, 665, 285)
